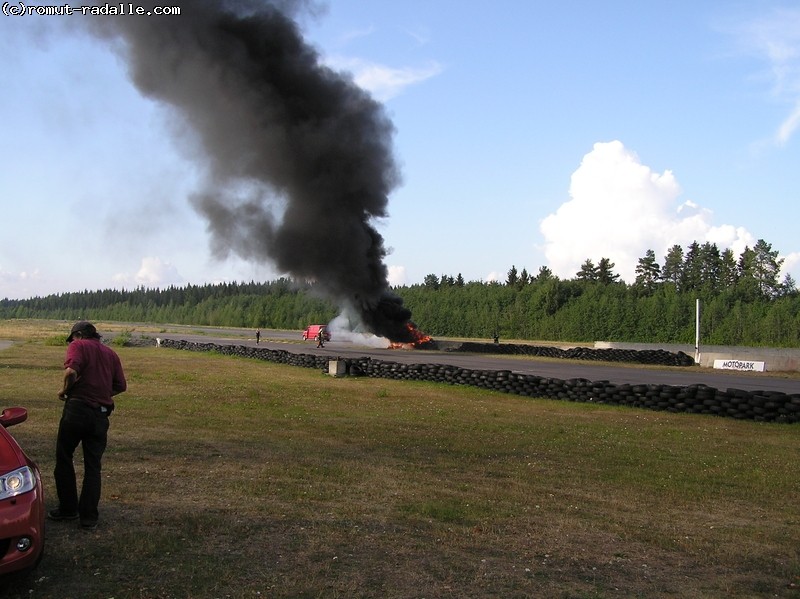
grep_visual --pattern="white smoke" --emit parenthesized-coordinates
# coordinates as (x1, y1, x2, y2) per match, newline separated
(328, 313, 391, 348)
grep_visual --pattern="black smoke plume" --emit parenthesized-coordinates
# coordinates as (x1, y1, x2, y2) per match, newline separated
(87, 0, 417, 342)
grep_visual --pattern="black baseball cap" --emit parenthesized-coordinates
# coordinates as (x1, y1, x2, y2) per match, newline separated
(66, 321, 98, 342)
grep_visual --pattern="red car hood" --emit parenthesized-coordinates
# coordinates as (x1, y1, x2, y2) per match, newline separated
(0, 426, 27, 474)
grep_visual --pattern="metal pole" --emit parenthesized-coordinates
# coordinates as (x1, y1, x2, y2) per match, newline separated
(695, 298, 700, 364)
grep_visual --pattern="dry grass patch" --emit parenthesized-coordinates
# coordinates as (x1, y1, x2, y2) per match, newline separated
(0, 329, 798, 598)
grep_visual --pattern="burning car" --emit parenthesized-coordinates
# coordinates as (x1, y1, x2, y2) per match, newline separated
(388, 322, 435, 350)
(0, 407, 45, 577)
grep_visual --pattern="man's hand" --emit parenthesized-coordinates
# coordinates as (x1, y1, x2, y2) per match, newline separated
(60, 367, 78, 401)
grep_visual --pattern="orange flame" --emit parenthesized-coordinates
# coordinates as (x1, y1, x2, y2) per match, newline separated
(389, 322, 434, 349)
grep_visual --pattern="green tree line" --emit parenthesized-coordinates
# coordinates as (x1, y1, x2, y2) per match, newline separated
(2, 240, 798, 347)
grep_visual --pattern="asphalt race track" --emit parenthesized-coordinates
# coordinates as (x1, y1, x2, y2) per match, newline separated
(149, 327, 800, 396)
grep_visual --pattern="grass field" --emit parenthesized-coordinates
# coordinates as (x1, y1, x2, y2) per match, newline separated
(1, 320, 799, 598)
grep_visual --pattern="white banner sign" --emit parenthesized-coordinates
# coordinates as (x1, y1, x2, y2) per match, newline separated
(713, 359, 766, 372)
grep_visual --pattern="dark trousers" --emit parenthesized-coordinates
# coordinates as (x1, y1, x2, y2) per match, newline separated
(53, 400, 110, 522)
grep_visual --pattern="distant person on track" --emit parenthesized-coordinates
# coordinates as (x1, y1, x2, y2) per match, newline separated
(50, 321, 127, 531)
(256, 329, 261, 344)
(316, 328, 325, 348)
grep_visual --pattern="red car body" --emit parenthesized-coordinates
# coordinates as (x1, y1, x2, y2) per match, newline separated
(0, 407, 45, 577)
(302, 324, 331, 341)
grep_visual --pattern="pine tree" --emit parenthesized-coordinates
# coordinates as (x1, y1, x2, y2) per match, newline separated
(779, 273, 798, 298)
(506, 265, 519, 287)
(737, 246, 759, 300)
(634, 249, 661, 292)
(423, 274, 440, 290)
(720, 248, 738, 288)
(661, 245, 684, 287)
(597, 258, 620, 285)
(699, 242, 722, 294)
(535, 266, 554, 282)
(752, 239, 784, 299)
(681, 241, 702, 292)
(576, 259, 598, 282)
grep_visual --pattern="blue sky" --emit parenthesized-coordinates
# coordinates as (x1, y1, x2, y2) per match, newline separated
(1, 1, 799, 300)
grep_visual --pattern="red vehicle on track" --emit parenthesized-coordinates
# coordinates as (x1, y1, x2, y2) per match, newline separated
(0, 407, 45, 577)
(302, 324, 331, 342)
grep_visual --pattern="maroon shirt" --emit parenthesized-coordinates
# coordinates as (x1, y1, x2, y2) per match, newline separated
(64, 338, 127, 408)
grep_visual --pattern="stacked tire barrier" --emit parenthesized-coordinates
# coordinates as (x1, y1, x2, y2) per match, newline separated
(447, 342, 695, 367)
(159, 339, 799, 424)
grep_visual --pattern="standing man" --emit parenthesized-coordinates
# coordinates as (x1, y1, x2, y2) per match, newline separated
(49, 321, 127, 530)
(256, 329, 261, 344)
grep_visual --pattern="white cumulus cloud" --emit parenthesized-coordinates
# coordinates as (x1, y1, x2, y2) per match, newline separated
(540, 141, 757, 282)
(387, 265, 407, 286)
(113, 257, 183, 288)
(0, 267, 43, 299)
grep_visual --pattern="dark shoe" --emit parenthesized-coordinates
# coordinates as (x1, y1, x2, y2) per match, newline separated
(48, 509, 79, 521)
(80, 519, 98, 531)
